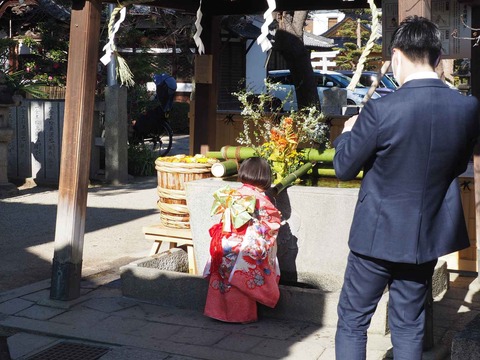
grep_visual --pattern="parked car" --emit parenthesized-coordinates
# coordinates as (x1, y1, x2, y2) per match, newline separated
(384, 72, 399, 88)
(380, 73, 465, 95)
(338, 70, 398, 97)
(267, 69, 381, 112)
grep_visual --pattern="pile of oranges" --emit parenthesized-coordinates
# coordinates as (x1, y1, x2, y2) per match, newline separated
(157, 154, 218, 164)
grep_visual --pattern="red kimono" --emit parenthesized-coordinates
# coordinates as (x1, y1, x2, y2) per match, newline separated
(203, 184, 282, 323)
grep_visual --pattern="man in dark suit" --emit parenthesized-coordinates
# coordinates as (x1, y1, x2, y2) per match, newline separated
(333, 16, 479, 360)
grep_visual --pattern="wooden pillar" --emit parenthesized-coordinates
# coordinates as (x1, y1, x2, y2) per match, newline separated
(50, 0, 101, 300)
(398, 0, 431, 20)
(191, 15, 221, 154)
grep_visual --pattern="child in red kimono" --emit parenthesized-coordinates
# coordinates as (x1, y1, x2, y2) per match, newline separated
(203, 157, 282, 323)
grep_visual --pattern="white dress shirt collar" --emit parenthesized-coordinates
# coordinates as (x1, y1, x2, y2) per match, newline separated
(404, 71, 438, 84)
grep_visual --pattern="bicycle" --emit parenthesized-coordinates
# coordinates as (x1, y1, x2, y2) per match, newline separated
(128, 106, 174, 158)
(138, 120, 173, 157)
(129, 73, 177, 158)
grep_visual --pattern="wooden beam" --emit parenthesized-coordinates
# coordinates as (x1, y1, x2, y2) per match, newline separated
(115, 0, 382, 15)
(398, 0, 431, 21)
(50, 0, 101, 301)
(203, 0, 382, 15)
(103, 0, 198, 13)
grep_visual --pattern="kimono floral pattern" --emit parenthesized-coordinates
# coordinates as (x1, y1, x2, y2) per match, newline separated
(203, 184, 282, 323)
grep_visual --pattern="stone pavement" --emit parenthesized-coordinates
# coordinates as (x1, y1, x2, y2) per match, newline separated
(0, 270, 479, 359)
(0, 135, 191, 291)
(1, 135, 480, 359)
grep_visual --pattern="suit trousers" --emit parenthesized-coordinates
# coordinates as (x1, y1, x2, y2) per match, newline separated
(335, 251, 436, 360)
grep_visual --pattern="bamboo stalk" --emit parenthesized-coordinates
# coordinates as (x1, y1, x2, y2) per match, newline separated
(219, 146, 258, 160)
(301, 148, 335, 162)
(211, 160, 239, 177)
(205, 151, 224, 159)
(272, 163, 313, 195)
(312, 167, 363, 179)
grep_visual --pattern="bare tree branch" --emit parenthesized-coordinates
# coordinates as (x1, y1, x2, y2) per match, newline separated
(451, 14, 480, 47)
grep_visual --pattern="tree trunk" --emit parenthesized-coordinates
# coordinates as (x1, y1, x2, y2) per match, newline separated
(274, 11, 320, 110)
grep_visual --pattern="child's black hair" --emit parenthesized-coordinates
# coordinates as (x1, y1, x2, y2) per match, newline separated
(238, 157, 272, 191)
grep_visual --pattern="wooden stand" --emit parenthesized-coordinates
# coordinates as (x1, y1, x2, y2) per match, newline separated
(142, 224, 196, 274)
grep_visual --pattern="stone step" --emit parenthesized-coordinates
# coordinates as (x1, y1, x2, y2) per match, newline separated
(120, 252, 448, 336)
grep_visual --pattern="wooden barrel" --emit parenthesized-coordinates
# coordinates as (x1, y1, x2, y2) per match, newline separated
(155, 158, 215, 228)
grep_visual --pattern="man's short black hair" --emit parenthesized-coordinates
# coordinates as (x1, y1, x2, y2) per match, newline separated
(238, 157, 272, 191)
(389, 16, 442, 68)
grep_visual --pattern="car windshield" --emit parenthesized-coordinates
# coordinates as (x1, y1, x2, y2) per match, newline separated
(268, 71, 367, 89)
(385, 73, 399, 88)
(326, 73, 366, 88)
(381, 75, 398, 90)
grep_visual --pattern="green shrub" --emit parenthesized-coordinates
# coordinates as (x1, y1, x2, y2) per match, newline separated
(128, 143, 157, 176)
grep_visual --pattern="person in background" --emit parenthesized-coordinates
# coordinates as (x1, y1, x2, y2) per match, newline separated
(333, 16, 480, 360)
(129, 73, 176, 143)
(203, 157, 282, 323)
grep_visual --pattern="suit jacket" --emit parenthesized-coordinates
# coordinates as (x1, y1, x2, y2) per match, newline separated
(333, 79, 480, 264)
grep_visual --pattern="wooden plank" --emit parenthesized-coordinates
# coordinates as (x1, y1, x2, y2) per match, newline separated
(187, 246, 197, 274)
(215, 111, 243, 149)
(144, 234, 193, 246)
(143, 222, 197, 274)
(143, 223, 192, 240)
(194, 55, 213, 84)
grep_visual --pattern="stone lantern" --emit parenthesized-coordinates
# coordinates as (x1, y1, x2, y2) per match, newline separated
(0, 82, 18, 197)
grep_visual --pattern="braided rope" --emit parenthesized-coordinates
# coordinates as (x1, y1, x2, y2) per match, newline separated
(155, 164, 213, 174)
(155, 159, 214, 174)
(347, 0, 381, 92)
(157, 186, 187, 200)
(161, 217, 190, 229)
(362, 60, 391, 103)
(157, 201, 190, 215)
(103, 1, 155, 87)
